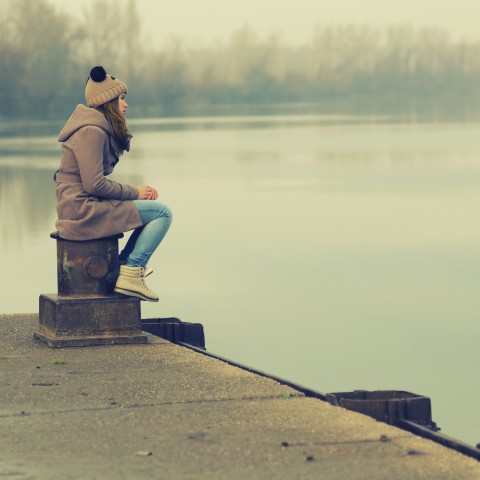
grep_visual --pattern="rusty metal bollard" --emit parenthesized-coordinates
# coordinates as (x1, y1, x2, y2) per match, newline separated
(35, 232, 148, 347)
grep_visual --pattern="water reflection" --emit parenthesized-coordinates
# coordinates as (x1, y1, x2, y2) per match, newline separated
(1, 115, 480, 448)
(0, 164, 56, 245)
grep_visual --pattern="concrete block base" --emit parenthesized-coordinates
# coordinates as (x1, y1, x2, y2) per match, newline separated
(36, 293, 148, 347)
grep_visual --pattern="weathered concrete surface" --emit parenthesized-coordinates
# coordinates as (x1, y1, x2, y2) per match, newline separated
(1, 313, 479, 480)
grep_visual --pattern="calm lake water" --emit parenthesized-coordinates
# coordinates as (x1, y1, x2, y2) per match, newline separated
(1, 113, 479, 446)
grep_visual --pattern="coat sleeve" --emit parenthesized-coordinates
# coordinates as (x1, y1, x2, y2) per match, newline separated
(73, 126, 139, 200)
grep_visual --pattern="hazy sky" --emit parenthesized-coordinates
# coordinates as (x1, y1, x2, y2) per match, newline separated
(52, 0, 480, 45)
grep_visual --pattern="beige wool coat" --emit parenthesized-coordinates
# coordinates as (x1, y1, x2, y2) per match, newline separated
(55, 104, 142, 240)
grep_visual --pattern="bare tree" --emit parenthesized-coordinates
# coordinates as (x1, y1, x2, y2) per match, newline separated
(81, 0, 122, 73)
(5, 0, 81, 116)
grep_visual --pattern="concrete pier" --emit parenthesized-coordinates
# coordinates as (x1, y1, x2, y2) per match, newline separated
(1, 313, 479, 479)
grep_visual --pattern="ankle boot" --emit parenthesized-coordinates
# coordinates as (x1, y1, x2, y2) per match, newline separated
(114, 265, 159, 302)
(119, 260, 153, 277)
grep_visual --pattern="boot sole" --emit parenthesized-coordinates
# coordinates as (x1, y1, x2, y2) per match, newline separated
(114, 287, 159, 302)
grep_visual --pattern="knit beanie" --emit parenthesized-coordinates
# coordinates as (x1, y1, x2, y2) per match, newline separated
(85, 66, 128, 107)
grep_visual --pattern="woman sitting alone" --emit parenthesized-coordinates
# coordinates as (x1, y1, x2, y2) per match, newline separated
(55, 66, 172, 302)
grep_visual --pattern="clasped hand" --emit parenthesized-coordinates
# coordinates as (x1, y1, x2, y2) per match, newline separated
(137, 185, 158, 200)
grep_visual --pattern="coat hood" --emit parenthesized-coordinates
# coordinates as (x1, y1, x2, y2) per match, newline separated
(58, 104, 113, 142)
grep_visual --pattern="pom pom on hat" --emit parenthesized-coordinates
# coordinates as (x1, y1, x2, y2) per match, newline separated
(85, 66, 127, 107)
(90, 66, 107, 82)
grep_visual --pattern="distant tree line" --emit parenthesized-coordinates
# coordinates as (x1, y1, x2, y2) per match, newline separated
(1, 0, 480, 119)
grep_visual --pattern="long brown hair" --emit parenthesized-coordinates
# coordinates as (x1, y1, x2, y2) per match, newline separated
(96, 97, 130, 154)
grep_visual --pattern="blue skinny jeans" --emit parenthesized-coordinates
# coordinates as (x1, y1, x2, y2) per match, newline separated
(119, 200, 172, 268)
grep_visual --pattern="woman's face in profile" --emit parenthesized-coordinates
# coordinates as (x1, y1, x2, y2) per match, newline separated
(118, 94, 128, 117)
